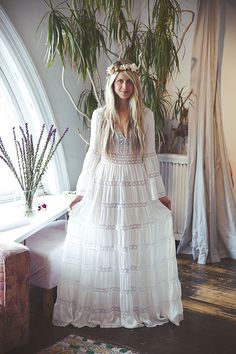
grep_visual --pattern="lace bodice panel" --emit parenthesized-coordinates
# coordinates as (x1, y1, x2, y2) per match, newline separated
(76, 107, 166, 199)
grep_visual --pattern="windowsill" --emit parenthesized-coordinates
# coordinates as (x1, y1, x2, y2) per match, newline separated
(0, 194, 69, 243)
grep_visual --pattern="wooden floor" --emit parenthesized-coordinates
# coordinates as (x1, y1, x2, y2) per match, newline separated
(8, 254, 236, 354)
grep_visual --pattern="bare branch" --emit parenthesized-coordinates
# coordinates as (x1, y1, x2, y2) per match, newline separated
(117, 20, 125, 60)
(61, 66, 91, 124)
(176, 10, 195, 54)
(96, 69, 103, 102)
(76, 128, 89, 145)
(86, 68, 102, 107)
(183, 89, 193, 106)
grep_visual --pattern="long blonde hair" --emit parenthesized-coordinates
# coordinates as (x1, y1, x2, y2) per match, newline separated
(100, 60, 145, 157)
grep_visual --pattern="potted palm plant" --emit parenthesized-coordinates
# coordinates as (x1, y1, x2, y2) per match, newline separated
(41, 0, 194, 149)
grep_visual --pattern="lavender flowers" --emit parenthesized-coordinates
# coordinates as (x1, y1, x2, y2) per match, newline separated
(0, 123, 68, 214)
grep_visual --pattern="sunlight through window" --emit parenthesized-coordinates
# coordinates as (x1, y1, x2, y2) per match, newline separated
(0, 7, 69, 203)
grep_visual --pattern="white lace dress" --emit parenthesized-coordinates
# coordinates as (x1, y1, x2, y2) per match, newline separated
(53, 107, 183, 328)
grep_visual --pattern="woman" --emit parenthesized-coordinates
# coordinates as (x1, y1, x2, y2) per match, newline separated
(53, 59, 183, 328)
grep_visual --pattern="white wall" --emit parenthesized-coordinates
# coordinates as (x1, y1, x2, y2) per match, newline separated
(169, 0, 197, 97)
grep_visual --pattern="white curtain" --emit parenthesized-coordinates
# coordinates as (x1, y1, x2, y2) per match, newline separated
(178, 0, 236, 264)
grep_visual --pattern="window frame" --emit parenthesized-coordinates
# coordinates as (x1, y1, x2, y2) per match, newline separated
(0, 7, 70, 202)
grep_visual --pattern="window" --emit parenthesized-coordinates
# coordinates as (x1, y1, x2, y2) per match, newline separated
(0, 7, 70, 203)
(0, 69, 24, 201)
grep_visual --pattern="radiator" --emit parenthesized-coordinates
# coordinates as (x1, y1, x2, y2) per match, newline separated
(158, 153, 188, 240)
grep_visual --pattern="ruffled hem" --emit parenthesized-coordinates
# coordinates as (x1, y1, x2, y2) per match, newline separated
(53, 281, 183, 328)
(53, 310, 183, 329)
(53, 211, 183, 328)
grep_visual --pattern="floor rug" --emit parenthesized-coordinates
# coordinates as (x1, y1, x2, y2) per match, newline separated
(37, 334, 141, 354)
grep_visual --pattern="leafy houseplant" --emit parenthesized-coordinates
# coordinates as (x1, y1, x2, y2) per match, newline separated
(0, 123, 68, 216)
(42, 0, 194, 149)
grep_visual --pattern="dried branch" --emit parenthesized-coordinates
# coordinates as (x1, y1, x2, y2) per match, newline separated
(176, 10, 195, 54)
(61, 66, 91, 124)
(86, 68, 102, 107)
(76, 128, 89, 145)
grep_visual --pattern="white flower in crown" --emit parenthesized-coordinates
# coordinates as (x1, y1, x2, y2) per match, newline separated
(106, 65, 117, 76)
(106, 62, 139, 76)
(130, 63, 139, 72)
(120, 64, 129, 71)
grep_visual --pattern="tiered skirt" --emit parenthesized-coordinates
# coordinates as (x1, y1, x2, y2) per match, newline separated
(53, 157, 183, 328)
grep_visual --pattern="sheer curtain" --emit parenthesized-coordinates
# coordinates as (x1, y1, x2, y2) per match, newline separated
(178, 0, 236, 264)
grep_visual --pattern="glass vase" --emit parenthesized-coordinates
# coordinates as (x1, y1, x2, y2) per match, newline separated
(24, 189, 37, 217)
(15, 189, 38, 217)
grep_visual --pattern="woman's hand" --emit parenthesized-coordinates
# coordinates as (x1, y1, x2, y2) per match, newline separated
(159, 196, 171, 210)
(68, 195, 83, 211)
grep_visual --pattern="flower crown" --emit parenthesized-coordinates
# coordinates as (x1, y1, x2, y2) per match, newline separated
(106, 62, 140, 76)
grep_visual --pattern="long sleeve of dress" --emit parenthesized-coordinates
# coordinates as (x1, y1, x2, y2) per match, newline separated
(76, 109, 101, 196)
(143, 108, 166, 200)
